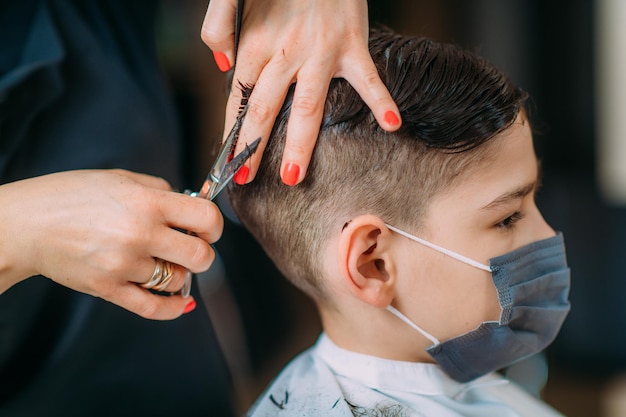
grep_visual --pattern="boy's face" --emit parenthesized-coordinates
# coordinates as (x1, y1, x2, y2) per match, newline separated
(393, 114, 555, 345)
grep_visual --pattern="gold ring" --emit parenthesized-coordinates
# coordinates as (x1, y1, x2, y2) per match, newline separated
(141, 258, 173, 290)
(152, 261, 174, 291)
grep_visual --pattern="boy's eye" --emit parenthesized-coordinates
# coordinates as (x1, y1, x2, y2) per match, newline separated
(496, 211, 524, 230)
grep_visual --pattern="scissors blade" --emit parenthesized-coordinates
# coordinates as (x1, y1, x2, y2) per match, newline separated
(195, 104, 253, 199)
(207, 136, 261, 200)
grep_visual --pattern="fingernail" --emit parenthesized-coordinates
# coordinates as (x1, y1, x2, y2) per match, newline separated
(212, 51, 231, 72)
(384, 110, 400, 127)
(282, 162, 300, 186)
(234, 165, 249, 185)
(183, 300, 196, 314)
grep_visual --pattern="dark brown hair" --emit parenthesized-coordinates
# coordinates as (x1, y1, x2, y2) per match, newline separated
(228, 28, 528, 302)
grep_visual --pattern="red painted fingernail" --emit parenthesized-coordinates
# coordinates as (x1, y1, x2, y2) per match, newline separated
(234, 165, 249, 185)
(183, 300, 196, 314)
(282, 162, 300, 186)
(384, 110, 400, 127)
(212, 51, 231, 72)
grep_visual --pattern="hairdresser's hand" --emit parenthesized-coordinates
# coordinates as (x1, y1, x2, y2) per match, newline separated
(0, 170, 223, 320)
(202, 0, 401, 185)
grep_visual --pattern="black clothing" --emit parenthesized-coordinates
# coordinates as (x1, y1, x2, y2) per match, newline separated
(0, 1, 234, 416)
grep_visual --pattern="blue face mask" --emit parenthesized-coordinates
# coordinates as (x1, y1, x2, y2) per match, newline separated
(385, 224, 571, 383)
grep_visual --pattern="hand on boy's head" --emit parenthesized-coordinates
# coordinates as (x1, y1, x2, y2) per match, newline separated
(202, 0, 401, 187)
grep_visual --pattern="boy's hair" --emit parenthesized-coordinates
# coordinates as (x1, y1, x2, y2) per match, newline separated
(228, 28, 528, 304)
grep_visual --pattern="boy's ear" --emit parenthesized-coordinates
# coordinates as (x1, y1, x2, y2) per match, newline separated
(338, 215, 396, 308)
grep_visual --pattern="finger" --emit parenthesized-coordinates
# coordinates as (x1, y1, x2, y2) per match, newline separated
(221, 85, 265, 186)
(220, 52, 262, 148)
(222, 77, 252, 144)
(103, 282, 196, 320)
(339, 49, 402, 132)
(280, 65, 333, 186)
(201, 0, 237, 72)
(152, 228, 217, 273)
(130, 258, 188, 294)
(157, 192, 224, 243)
(147, 210, 218, 274)
(127, 255, 166, 285)
(149, 192, 221, 272)
(229, 62, 294, 183)
(152, 262, 188, 293)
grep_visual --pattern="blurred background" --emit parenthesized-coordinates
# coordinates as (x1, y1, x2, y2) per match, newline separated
(157, 1, 626, 416)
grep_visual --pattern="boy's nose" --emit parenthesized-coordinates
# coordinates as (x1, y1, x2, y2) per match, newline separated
(530, 206, 556, 242)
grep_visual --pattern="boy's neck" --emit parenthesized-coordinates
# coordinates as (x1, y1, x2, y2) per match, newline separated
(317, 302, 436, 364)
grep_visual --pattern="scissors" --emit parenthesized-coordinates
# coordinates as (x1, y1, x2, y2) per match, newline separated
(180, 107, 260, 297)
(178, 0, 255, 297)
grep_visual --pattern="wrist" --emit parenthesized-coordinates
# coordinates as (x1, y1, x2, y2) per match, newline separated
(0, 180, 39, 293)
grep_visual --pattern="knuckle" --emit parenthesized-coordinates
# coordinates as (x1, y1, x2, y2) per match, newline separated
(190, 243, 214, 272)
(204, 203, 224, 241)
(246, 99, 272, 125)
(291, 93, 322, 118)
(95, 278, 118, 300)
(153, 176, 171, 191)
(102, 251, 129, 275)
(343, 28, 366, 45)
(284, 140, 310, 159)
(117, 230, 143, 255)
(109, 168, 126, 176)
(362, 69, 383, 89)
(200, 26, 223, 48)
(137, 299, 159, 319)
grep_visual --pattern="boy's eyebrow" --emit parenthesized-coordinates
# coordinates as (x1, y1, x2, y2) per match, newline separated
(481, 161, 542, 211)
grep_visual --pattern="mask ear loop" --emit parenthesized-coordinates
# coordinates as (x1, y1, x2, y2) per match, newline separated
(384, 223, 492, 347)
(387, 305, 440, 346)
(385, 224, 492, 272)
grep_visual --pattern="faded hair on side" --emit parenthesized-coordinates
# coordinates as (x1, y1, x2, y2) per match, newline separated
(228, 28, 528, 303)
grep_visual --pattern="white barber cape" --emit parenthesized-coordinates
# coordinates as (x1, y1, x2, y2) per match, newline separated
(247, 333, 565, 417)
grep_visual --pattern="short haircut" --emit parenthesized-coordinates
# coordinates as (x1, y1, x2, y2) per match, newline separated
(228, 28, 528, 304)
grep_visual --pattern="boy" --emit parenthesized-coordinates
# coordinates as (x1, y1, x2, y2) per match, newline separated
(228, 28, 570, 416)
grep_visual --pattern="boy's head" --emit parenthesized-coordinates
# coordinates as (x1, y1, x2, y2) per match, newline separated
(228, 27, 569, 382)
(229, 28, 531, 300)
